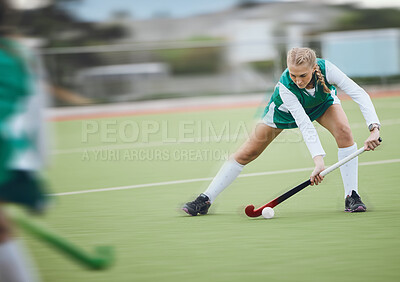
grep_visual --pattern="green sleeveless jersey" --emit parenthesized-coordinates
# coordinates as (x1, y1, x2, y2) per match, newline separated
(262, 58, 338, 129)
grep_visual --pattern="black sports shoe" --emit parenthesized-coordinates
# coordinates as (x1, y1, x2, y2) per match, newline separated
(182, 194, 211, 216)
(345, 190, 367, 212)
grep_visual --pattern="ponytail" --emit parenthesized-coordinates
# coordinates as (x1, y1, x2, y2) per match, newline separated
(314, 65, 331, 94)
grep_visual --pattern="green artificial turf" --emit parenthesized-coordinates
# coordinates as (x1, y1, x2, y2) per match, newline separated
(17, 96, 400, 282)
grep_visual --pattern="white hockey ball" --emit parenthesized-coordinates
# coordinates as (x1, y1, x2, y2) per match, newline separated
(262, 207, 275, 219)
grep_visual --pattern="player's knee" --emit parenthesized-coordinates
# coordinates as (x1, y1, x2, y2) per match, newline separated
(335, 125, 353, 146)
(234, 149, 261, 165)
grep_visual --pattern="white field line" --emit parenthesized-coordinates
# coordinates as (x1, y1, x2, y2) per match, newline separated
(52, 118, 400, 155)
(51, 158, 400, 196)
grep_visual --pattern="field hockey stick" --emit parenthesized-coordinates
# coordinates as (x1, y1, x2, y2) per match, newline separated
(245, 138, 381, 218)
(8, 208, 114, 270)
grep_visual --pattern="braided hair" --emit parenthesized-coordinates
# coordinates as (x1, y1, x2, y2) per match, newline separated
(287, 47, 331, 93)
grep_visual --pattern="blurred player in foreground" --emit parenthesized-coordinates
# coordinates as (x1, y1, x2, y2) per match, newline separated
(183, 47, 381, 216)
(0, 0, 49, 280)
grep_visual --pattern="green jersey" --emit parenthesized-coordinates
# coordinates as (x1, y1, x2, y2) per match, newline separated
(262, 58, 337, 129)
(0, 38, 30, 183)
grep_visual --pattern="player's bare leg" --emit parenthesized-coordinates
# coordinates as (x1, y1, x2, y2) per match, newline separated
(234, 123, 283, 165)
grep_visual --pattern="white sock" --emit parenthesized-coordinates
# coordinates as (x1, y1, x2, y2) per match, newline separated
(0, 240, 39, 282)
(338, 143, 358, 198)
(204, 159, 244, 203)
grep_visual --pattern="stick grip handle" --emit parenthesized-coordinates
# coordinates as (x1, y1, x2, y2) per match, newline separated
(320, 147, 364, 177)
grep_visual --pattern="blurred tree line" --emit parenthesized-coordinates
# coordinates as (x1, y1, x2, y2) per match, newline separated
(156, 36, 222, 75)
(17, 0, 128, 92)
(19, 0, 127, 47)
(332, 6, 400, 31)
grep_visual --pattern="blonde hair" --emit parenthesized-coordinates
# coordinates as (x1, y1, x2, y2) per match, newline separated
(287, 47, 330, 93)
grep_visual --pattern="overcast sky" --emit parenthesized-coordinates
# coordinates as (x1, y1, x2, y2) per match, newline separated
(65, 0, 400, 22)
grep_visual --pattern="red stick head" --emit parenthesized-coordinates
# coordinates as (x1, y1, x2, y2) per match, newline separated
(245, 205, 262, 217)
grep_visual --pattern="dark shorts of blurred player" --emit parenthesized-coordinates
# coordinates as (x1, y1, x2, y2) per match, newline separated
(0, 170, 48, 214)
